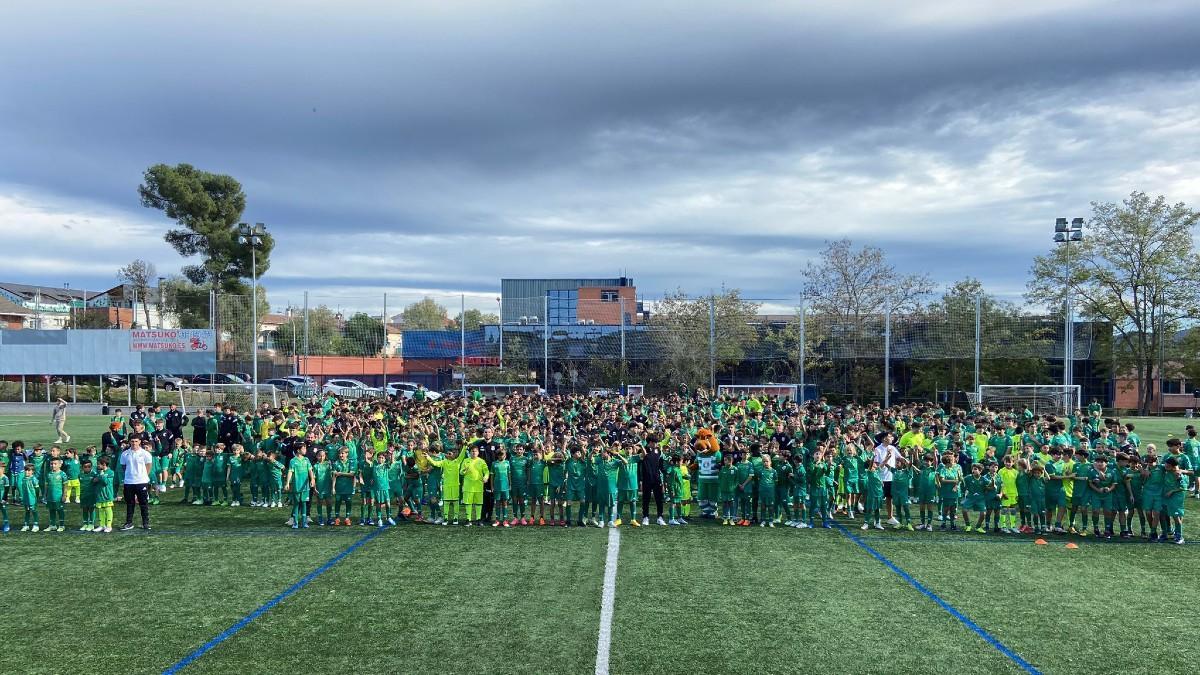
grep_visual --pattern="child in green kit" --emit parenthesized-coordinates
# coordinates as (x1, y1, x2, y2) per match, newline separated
(1027, 462, 1048, 534)
(62, 448, 81, 505)
(734, 453, 754, 525)
(916, 454, 938, 530)
(961, 463, 986, 532)
(492, 449, 512, 527)
(45, 457, 66, 531)
(331, 447, 355, 525)
(311, 449, 332, 525)
(756, 455, 777, 527)
(93, 457, 115, 532)
(285, 444, 315, 529)
(212, 444, 229, 506)
(935, 454, 962, 531)
(267, 450, 285, 508)
(718, 454, 737, 525)
(228, 445, 244, 507)
(18, 464, 39, 532)
(565, 447, 587, 527)
(891, 456, 913, 531)
(0, 461, 9, 532)
(528, 448, 547, 525)
(807, 448, 831, 529)
(1163, 457, 1186, 544)
(371, 451, 393, 526)
(357, 450, 377, 525)
(199, 447, 216, 505)
(840, 446, 860, 518)
(78, 459, 96, 531)
(861, 458, 884, 530)
(790, 454, 808, 528)
(1088, 456, 1116, 539)
(981, 462, 1002, 533)
(508, 445, 528, 525)
(666, 454, 686, 525)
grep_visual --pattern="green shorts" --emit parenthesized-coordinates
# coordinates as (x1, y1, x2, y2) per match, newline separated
(567, 486, 587, 501)
(494, 488, 510, 502)
(509, 483, 524, 498)
(529, 484, 545, 501)
(961, 495, 985, 511)
(372, 490, 389, 503)
(1166, 494, 1186, 518)
(1142, 492, 1162, 512)
(1044, 491, 1065, 509)
(1092, 492, 1114, 512)
(618, 489, 637, 503)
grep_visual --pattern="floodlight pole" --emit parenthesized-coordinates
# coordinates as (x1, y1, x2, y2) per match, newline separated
(1054, 218, 1083, 393)
(239, 222, 267, 408)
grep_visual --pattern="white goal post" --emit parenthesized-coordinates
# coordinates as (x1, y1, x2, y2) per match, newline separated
(717, 384, 800, 402)
(178, 384, 279, 414)
(976, 385, 1081, 417)
(463, 383, 543, 398)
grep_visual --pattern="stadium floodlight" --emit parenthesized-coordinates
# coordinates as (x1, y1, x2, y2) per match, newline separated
(1053, 216, 1083, 390)
(237, 222, 268, 408)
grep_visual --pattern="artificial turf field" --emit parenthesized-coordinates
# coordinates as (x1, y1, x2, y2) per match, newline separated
(3, 414, 1200, 675)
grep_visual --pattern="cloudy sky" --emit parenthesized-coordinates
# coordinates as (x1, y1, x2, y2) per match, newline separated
(2, 1, 1199, 313)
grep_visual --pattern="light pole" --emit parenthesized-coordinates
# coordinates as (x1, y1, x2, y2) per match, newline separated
(157, 276, 166, 328)
(237, 222, 267, 407)
(287, 306, 298, 375)
(1054, 217, 1084, 396)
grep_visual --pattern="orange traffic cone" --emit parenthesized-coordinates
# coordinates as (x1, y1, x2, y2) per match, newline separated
(1065, 542, 1079, 549)
(1034, 538, 1047, 545)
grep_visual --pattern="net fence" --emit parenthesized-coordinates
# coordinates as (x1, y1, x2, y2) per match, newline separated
(1, 289, 1114, 406)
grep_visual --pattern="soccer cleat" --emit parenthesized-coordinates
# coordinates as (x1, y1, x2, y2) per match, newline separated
(768, 521, 775, 528)
(669, 518, 679, 526)
(905, 524, 914, 531)
(1176, 537, 1186, 545)
(873, 522, 884, 530)
(504, 521, 511, 528)
(614, 518, 623, 527)
(630, 519, 640, 527)
(191, 500, 203, 506)
(79, 525, 90, 532)
(641, 517, 649, 526)
(492, 521, 500, 527)
(608, 521, 617, 528)
(679, 518, 688, 525)
(886, 517, 900, 526)
(538, 518, 545, 526)
(657, 517, 667, 526)
(291, 523, 299, 529)
(598, 520, 606, 528)
(441, 520, 449, 526)
(860, 523, 869, 530)
(57, 526, 65, 532)
(387, 518, 396, 526)
(20, 525, 29, 532)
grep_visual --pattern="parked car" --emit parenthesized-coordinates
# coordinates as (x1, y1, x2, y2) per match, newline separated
(155, 374, 186, 390)
(321, 378, 382, 398)
(439, 389, 466, 400)
(190, 373, 248, 385)
(263, 378, 294, 392)
(282, 376, 319, 396)
(385, 381, 442, 400)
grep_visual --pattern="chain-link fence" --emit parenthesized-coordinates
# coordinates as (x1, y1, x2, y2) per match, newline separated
(3, 288, 1116, 406)
(198, 291, 1111, 404)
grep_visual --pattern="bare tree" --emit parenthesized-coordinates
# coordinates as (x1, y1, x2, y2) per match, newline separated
(117, 259, 157, 328)
(803, 239, 934, 400)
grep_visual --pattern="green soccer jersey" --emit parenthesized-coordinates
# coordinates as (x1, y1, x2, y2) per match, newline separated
(370, 460, 391, 491)
(94, 469, 114, 503)
(45, 470, 65, 502)
(332, 460, 355, 495)
(63, 458, 81, 480)
(510, 455, 529, 489)
(493, 459, 511, 491)
(289, 456, 313, 492)
(565, 458, 586, 490)
(617, 454, 639, 491)
(718, 465, 737, 494)
(891, 467, 913, 499)
(756, 466, 777, 497)
(529, 460, 546, 488)
(313, 460, 332, 493)
(936, 465, 961, 498)
(735, 461, 753, 489)
(79, 470, 97, 503)
(18, 474, 38, 506)
(228, 453, 243, 483)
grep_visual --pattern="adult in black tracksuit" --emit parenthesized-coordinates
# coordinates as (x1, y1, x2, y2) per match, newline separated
(640, 445, 665, 522)
(217, 409, 240, 447)
(191, 412, 208, 448)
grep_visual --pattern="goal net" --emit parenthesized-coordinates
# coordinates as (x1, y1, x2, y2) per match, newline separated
(178, 384, 279, 414)
(976, 385, 1080, 417)
(463, 383, 542, 398)
(717, 384, 799, 402)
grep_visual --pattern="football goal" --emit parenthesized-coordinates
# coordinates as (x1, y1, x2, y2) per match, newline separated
(976, 385, 1081, 417)
(178, 383, 279, 414)
(717, 384, 799, 402)
(463, 383, 543, 398)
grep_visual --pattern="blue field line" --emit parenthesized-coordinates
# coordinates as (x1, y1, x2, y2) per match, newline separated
(836, 524, 1041, 675)
(161, 526, 385, 674)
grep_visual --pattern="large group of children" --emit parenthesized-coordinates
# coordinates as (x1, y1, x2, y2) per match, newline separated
(0, 391, 1194, 543)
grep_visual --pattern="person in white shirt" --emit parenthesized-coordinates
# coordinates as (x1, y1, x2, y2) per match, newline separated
(120, 438, 154, 530)
(52, 398, 70, 443)
(874, 432, 900, 526)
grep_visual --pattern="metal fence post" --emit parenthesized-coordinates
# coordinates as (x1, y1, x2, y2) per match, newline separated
(619, 297, 627, 391)
(709, 295, 716, 392)
(543, 295, 550, 392)
(798, 295, 806, 400)
(20, 375, 25, 403)
(884, 307, 891, 408)
(72, 375, 77, 403)
(973, 294, 982, 394)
